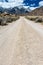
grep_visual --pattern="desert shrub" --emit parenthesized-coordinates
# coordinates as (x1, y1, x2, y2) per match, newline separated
(35, 18, 43, 23)
(6, 17, 12, 23)
(26, 16, 43, 24)
(1, 20, 7, 26)
(6, 16, 19, 23)
(14, 17, 19, 21)
(29, 17, 38, 21)
(42, 18, 43, 22)
(6, 17, 15, 23)
(0, 17, 3, 25)
(0, 17, 7, 25)
(30, 18, 35, 20)
(26, 16, 38, 21)
(0, 15, 19, 26)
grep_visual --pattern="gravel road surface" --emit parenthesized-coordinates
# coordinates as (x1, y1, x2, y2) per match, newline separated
(0, 17, 43, 65)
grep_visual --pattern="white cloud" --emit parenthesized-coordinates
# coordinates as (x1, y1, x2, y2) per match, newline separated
(8, 0, 15, 2)
(21, 5, 38, 10)
(39, 1, 43, 6)
(0, 0, 40, 11)
(30, 3, 35, 7)
(23, 6, 29, 8)
(15, 0, 23, 3)
(29, 1, 43, 10)
(0, 0, 24, 8)
(8, 0, 23, 3)
(29, 7, 38, 10)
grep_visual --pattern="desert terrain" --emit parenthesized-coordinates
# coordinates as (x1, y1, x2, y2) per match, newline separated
(0, 17, 43, 65)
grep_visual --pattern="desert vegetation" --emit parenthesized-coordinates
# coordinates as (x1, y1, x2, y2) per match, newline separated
(26, 16, 43, 24)
(0, 14, 19, 26)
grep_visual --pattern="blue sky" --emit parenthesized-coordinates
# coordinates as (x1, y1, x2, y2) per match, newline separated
(23, 0, 43, 7)
(0, 0, 43, 10)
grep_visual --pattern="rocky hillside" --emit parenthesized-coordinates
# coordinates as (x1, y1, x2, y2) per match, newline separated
(0, 6, 31, 15)
(28, 6, 43, 16)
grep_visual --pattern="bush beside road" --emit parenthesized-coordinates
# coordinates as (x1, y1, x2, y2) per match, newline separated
(0, 14, 19, 26)
(26, 16, 43, 24)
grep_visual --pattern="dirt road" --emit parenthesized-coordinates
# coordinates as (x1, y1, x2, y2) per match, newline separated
(0, 17, 43, 65)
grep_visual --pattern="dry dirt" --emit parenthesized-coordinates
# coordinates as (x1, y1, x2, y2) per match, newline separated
(0, 17, 43, 65)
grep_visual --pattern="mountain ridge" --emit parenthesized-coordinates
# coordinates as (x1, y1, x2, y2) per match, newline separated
(28, 6, 43, 16)
(0, 6, 43, 16)
(0, 6, 31, 15)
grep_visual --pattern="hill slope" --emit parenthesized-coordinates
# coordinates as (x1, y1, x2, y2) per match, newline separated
(28, 6, 43, 16)
(0, 6, 31, 15)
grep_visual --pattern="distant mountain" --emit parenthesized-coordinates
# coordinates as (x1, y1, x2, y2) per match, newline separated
(28, 6, 43, 16)
(0, 7, 4, 13)
(0, 6, 31, 15)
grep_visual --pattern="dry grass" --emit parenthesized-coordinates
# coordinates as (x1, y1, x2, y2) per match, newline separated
(26, 16, 43, 24)
(0, 14, 19, 26)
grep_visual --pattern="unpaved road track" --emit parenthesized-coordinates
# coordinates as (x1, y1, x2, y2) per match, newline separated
(0, 17, 43, 65)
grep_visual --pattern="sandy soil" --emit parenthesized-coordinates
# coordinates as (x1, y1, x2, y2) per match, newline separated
(0, 17, 43, 65)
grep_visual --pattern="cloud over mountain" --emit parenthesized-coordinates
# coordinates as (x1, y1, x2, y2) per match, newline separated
(0, 0, 24, 8)
(39, 1, 43, 6)
(0, 0, 43, 10)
